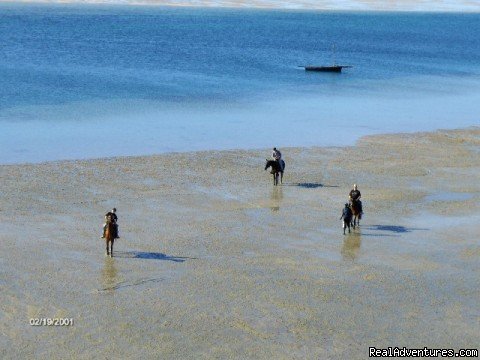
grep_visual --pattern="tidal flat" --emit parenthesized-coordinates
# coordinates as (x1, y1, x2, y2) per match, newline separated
(0, 127, 479, 359)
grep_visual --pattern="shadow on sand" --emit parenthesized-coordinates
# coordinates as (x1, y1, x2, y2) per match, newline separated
(114, 251, 196, 262)
(283, 182, 338, 189)
(356, 232, 401, 237)
(364, 225, 429, 233)
(296, 183, 323, 189)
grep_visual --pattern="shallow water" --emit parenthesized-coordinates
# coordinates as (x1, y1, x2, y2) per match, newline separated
(1, 4, 480, 163)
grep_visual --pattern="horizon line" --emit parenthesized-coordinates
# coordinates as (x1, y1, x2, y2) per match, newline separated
(2, 0, 480, 13)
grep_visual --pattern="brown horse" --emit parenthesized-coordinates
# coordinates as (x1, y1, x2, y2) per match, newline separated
(350, 200, 362, 229)
(104, 216, 116, 257)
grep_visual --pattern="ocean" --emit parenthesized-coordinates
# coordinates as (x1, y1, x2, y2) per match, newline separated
(1, 3, 479, 163)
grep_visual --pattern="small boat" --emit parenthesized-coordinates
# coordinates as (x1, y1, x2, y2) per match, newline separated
(300, 45, 352, 73)
(303, 65, 352, 72)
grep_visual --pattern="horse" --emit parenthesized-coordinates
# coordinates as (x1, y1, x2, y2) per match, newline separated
(104, 216, 116, 257)
(350, 200, 362, 229)
(265, 159, 285, 186)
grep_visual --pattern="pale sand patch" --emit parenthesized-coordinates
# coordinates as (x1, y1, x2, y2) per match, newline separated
(0, 127, 479, 359)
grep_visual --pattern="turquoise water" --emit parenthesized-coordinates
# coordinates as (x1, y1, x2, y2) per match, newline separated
(1, 4, 479, 163)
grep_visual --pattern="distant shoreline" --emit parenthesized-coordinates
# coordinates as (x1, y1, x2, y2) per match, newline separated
(4, 1, 480, 13)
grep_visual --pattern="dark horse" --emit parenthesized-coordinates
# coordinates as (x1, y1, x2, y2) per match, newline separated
(265, 159, 285, 186)
(350, 200, 362, 229)
(104, 216, 116, 257)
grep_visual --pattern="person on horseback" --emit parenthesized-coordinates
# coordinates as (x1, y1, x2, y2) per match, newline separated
(272, 147, 284, 171)
(101, 208, 119, 239)
(349, 184, 363, 214)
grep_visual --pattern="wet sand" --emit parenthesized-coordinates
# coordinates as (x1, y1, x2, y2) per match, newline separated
(1, 127, 479, 359)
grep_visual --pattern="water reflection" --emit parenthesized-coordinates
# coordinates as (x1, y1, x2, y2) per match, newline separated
(270, 187, 283, 212)
(341, 233, 362, 261)
(101, 258, 118, 292)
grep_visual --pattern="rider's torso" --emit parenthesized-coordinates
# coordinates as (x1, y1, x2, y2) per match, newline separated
(105, 212, 118, 222)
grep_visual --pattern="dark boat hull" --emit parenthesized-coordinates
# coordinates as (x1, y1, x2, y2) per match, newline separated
(304, 66, 344, 72)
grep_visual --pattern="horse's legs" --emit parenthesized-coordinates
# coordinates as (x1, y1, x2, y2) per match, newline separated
(110, 240, 114, 258)
(105, 240, 109, 256)
(280, 172, 283, 184)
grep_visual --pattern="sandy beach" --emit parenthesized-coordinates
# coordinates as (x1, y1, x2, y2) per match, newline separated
(1, 127, 479, 359)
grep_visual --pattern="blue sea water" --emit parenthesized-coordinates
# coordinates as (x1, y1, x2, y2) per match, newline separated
(1, 4, 479, 163)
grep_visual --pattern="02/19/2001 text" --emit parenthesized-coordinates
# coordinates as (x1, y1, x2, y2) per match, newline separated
(30, 318, 74, 326)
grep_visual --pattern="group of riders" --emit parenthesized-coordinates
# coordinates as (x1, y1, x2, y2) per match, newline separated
(100, 147, 364, 239)
(271, 147, 363, 235)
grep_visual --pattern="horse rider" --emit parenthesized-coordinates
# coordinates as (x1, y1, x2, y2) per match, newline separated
(349, 184, 363, 214)
(272, 147, 284, 171)
(101, 208, 120, 239)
